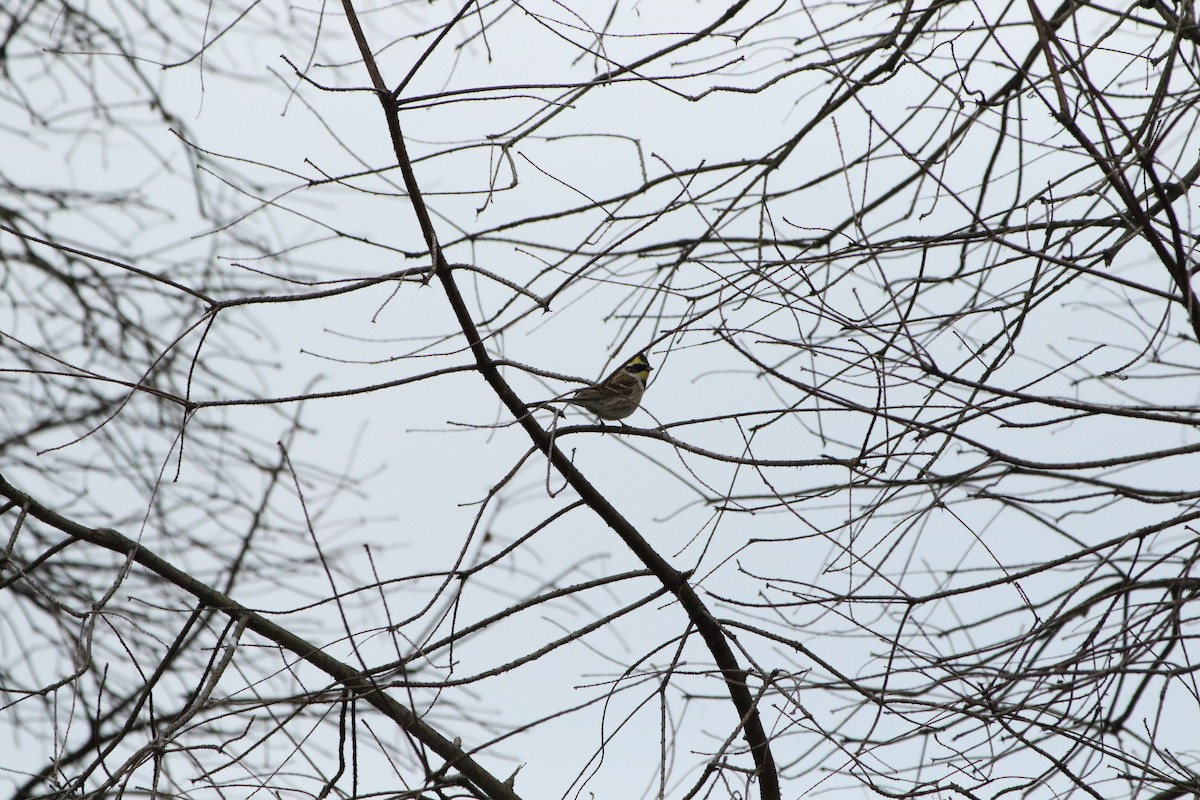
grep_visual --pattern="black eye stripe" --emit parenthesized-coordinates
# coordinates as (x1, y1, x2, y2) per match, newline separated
(622, 355, 651, 375)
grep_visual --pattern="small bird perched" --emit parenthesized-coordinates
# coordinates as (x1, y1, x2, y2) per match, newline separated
(537, 352, 653, 421)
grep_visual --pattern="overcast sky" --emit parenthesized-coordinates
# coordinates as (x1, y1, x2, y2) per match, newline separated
(3, 2, 1199, 799)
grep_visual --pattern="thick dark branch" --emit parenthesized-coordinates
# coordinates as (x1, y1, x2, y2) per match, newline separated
(0, 472, 519, 800)
(335, 3, 782, 798)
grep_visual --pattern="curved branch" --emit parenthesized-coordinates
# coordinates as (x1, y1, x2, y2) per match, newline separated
(334, 3, 783, 797)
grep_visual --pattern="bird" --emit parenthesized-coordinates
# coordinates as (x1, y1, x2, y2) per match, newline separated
(537, 352, 653, 421)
